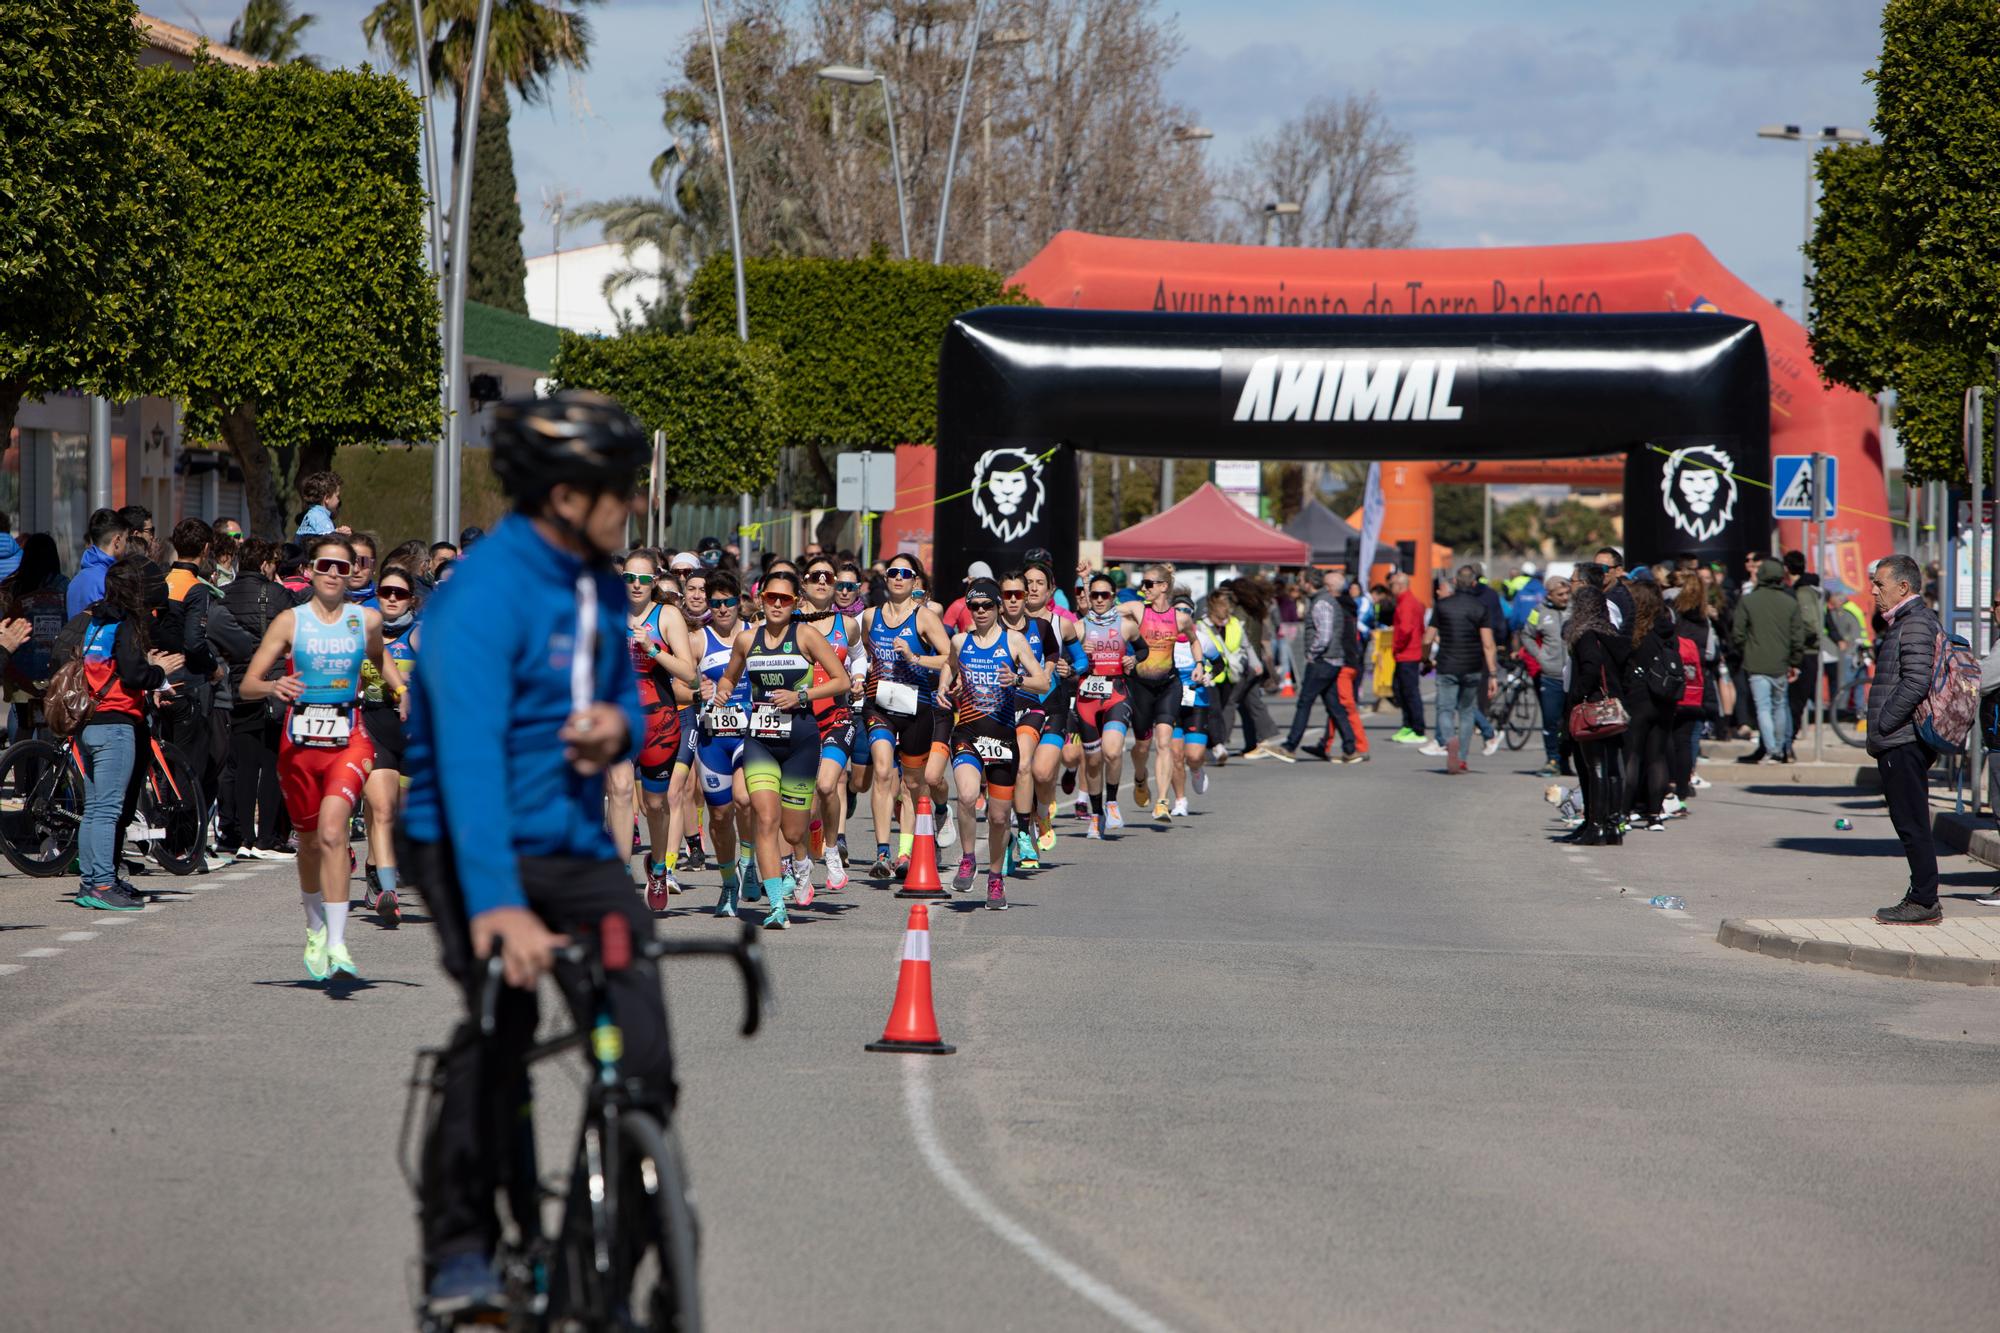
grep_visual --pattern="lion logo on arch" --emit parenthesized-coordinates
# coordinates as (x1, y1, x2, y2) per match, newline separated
(970, 446, 1046, 544)
(1659, 442, 1738, 544)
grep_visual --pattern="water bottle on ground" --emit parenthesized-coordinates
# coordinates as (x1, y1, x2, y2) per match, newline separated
(1648, 895, 1687, 911)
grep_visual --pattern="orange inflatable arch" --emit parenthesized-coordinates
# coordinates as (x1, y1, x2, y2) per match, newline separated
(1008, 231, 1885, 596)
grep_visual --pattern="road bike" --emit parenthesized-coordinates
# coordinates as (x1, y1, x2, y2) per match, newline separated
(1826, 645, 1873, 748)
(1493, 663, 1539, 751)
(0, 731, 207, 878)
(402, 917, 770, 1332)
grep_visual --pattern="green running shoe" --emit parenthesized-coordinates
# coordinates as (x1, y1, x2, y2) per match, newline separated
(326, 942, 360, 980)
(304, 926, 330, 981)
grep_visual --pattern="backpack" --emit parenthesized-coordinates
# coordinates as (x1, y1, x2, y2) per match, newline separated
(1676, 633, 1704, 711)
(44, 624, 115, 738)
(1915, 630, 1980, 754)
(1630, 632, 1686, 703)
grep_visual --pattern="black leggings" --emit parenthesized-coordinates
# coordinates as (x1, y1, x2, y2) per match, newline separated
(1577, 736, 1625, 834)
(1666, 715, 1701, 797)
(409, 839, 675, 1263)
(1622, 704, 1669, 819)
(229, 703, 284, 851)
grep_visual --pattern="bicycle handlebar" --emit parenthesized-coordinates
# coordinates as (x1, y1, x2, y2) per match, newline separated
(478, 918, 770, 1041)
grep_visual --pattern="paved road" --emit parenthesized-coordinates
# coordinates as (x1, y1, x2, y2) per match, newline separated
(3, 704, 1998, 1332)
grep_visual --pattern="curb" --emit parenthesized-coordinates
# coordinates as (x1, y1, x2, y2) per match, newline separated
(1692, 762, 1878, 788)
(1716, 917, 2000, 985)
(1932, 810, 2000, 870)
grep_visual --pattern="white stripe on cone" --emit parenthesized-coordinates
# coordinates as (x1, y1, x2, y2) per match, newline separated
(902, 929, 931, 963)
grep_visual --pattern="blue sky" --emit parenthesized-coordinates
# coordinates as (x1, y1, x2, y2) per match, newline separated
(173, 0, 1881, 307)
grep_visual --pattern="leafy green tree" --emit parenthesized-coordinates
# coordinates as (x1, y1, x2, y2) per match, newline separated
(548, 332, 783, 498)
(229, 0, 319, 65)
(136, 59, 440, 535)
(1542, 497, 1617, 555)
(0, 0, 188, 449)
(469, 98, 528, 313)
(1432, 484, 1483, 550)
(1494, 498, 1542, 555)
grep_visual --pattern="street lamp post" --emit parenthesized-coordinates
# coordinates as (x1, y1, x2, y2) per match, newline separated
(975, 28, 1033, 270)
(701, 0, 753, 551)
(408, 0, 453, 543)
(934, 0, 985, 264)
(817, 66, 909, 260)
(1756, 123, 1869, 315)
(439, 0, 495, 543)
(1261, 199, 1300, 246)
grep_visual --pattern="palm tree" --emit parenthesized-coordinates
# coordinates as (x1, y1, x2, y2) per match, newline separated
(362, 0, 596, 143)
(228, 0, 319, 65)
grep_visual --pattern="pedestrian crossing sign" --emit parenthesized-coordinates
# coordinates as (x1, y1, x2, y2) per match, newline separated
(1772, 455, 1836, 520)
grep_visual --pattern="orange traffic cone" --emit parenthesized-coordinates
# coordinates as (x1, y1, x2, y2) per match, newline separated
(866, 902, 956, 1055)
(894, 796, 949, 900)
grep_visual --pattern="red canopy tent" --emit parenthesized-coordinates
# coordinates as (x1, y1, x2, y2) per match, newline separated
(1101, 483, 1309, 565)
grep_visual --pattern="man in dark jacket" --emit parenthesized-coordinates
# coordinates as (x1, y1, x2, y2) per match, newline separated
(1867, 554, 1943, 924)
(206, 539, 295, 858)
(1731, 557, 1813, 763)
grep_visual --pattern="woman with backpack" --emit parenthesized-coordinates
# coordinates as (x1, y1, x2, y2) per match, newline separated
(1670, 580, 1721, 807)
(1620, 581, 1682, 831)
(1562, 583, 1631, 845)
(57, 556, 184, 911)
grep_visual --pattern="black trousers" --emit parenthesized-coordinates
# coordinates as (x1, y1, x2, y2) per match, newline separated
(1577, 735, 1625, 833)
(1285, 660, 1348, 750)
(1666, 716, 1701, 797)
(228, 702, 283, 851)
(1786, 657, 1821, 749)
(1876, 742, 1939, 907)
(410, 837, 676, 1261)
(1622, 701, 1669, 819)
(1392, 661, 1425, 735)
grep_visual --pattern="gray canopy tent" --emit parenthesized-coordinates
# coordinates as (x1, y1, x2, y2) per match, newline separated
(1282, 498, 1398, 569)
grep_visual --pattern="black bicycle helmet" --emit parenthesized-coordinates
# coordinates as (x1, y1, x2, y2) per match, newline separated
(489, 391, 650, 505)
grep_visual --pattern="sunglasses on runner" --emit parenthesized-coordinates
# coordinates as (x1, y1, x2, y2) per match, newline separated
(1089, 589, 1115, 600)
(378, 585, 413, 601)
(658, 586, 682, 602)
(835, 581, 860, 594)
(1001, 589, 1026, 600)
(623, 572, 656, 586)
(712, 596, 740, 608)
(965, 600, 997, 613)
(761, 592, 797, 608)
(885, 566, 917, 579)
(804, 570, 833, 583)
(312, 558, 352, 576)
(1140, 578, 1160, 589)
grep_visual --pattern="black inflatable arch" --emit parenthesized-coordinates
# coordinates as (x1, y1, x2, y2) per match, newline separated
(931, 307, 1770, 591)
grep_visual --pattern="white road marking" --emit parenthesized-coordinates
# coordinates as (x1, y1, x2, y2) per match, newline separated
(902, 1058, 1178, 1333)
(1566, 854, 1590, 864)
(19, 948, 63, 958)
(91, 917, 134, 927)
(0, 964, 24, 976)
(58, 932, 98, 942)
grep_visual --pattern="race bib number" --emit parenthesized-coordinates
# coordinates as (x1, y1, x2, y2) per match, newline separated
(973, 734, 1013, 762)
(705, 706, 748, 738)
(876, 680, 919, 716)
(289, 703, 352, 749)
(1173, 640, 1195, 670)
(1080, 677, 1114, 699)
(750, 706, 789, 739)
(1181, 685, 1198, 708)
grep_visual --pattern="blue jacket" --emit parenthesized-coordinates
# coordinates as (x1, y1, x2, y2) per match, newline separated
(66, 544, 117, 619)
(402, 515, 643, 917)
(0, 533, 20, 583)
(297, 504, 336, 537)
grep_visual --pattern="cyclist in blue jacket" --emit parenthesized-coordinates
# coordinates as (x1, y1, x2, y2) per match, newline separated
(400, 392, 661, 1313)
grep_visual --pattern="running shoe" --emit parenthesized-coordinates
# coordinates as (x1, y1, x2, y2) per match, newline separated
(645, 867, 670, 913)
(76, 882, 143, 911)
(987, 875, 1009, 910)
(1973, 887, 2000, 907)
(1536, 761, 1560, 777)
(1105, 799, 1125, 831)
(952, 855, 977, 893)
(825, 844, 850, 892)
(1689, 774, 1712, 790)
(1874, 897, 1941, 925)
(1417, 741, 1448, 757)
(1171, 797, 1189, 817)
(362, 876, 382, 911)
(1060, 768, 1076, 795)
(1338, 752, 1366, 765)
(1645, 817, 1667, 832)
(975, 796, 988, 820)
(795, 867, 816, 909)
(245, 845, 296, 862)
(303, 926, 330, 981)
(1073, 795, 1092, 821)
(1482, 736, 1501, 757)
(326, 942, 361, 980)
(683, 838, 706, 872)
(1192, 769, 1209, 796)
(714, 881, 739, 918)
(1262, 744, 1298, 764)
(762, 896, 789, 930)
(738, 854, 760, 902)
(893, 854, 911, 880)
(809, 819, 825, 858)
(1153, 799, 1171, 823)
(1037, 821, 1056, 854)
(203, 847, 238, 870)
(871, 851, 895, 881)
(378, 888, 402, 928)
(1086, 815, 1103, 840)
(1134, 777, 1152, 808)
(1391, 728, 1426, 745)
(938, 806, 959, 849)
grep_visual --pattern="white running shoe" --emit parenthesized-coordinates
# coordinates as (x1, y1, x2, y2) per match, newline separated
(1105, 799, 1125, 831)
(1192, 770, 1209, 796)
(1689, 774, 1712, 790)
(1482, 736, 1500, 757)
(824, 844, 848, 892)
(1417, 742, 1448, 757)
(938, 805, 958, 848)
(1171, 797, 1189, 817)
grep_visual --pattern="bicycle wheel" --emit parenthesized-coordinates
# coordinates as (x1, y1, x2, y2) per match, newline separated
(619, 1112, 702, 1333)
(1503, 685, 1537, 750)
(0, 738, 84, 877)
(1828, 676, 1870, 747)
(141, 741, 207, 876)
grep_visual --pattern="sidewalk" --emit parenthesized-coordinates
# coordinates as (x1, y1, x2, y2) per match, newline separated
(1717, 915, 2000, 985)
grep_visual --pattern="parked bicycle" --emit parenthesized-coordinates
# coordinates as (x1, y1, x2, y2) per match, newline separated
(0, 731, 207, 878)
(402, 916, 771, 1333)
(1827, 644, 1874, 748)
(1493, 663, 1539, 751)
